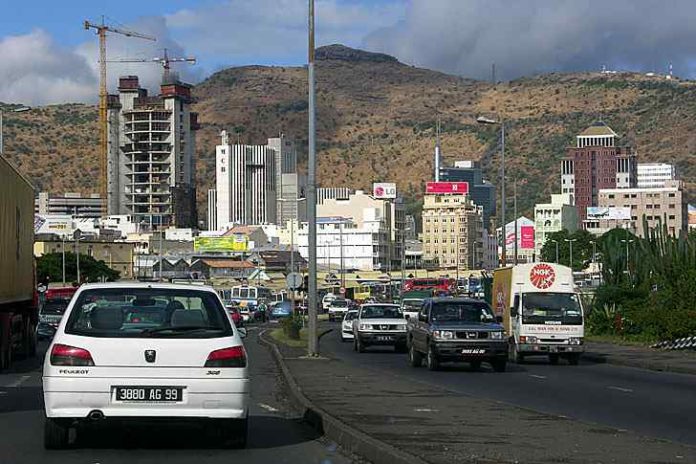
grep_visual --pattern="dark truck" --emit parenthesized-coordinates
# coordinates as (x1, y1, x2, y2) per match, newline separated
(407, 297, 508, 372)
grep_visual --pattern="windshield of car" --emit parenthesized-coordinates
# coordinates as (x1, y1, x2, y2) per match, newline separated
(64, 288, 233, 338)
(401, 299, 423, 310)
(344, 311, 357, 321)
(430, 302, 495, 323)
(41, 297, 71, 315)
(360, 305, 402, 319)
(331, 299, 348, 308)
(521, 293, 583, 325)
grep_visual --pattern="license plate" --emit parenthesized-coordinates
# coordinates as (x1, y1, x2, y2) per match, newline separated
(462, 348, 486, 355)
(113, 386, 183, 403)
(376, 335, 394, 341)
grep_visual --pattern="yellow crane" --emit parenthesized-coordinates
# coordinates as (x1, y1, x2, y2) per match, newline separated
(107, 48, 196, 82)
(84, 18, 156, 214)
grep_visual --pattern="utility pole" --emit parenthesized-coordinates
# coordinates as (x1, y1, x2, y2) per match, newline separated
(62, 236, 66, 286)
(339, 220, 345, 293)
(501, 121, 506, 266)
(306, 0, 318, 356)
(513, 178, 518, 265)
(75, 234, 81, 284)
(158, 230, 163, 282)
(565, 238, 577, 270)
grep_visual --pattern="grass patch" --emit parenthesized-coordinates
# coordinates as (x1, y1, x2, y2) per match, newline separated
(269, 327, 308, 348)
(586, 334, 651, 347)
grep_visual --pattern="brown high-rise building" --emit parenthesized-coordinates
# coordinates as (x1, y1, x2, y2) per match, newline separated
(560, 122, 637, 222)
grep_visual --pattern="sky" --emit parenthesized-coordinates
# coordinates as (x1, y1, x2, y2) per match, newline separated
(2, 0, 696, 105)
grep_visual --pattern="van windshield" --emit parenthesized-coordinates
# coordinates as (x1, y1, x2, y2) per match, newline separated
(521, 293, 583, 325)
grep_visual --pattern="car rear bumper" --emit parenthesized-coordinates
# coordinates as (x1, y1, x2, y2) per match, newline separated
(433, 341, 508, 361)
(43, 376, 250, 420)
(358, 332, 407, 345)
(341, 328, 355, 339)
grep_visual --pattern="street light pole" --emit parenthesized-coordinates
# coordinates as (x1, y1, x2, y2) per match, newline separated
(76, 235, 81, 284)
(551, 239, 559, 263)
(476, 115, 505, 266)
(306, 0, 319, 356)
(564, 238, 577, 269)
(513, 178, 518, 265)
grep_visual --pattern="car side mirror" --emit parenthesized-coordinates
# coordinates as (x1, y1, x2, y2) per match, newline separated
(237, 327, 247, 339)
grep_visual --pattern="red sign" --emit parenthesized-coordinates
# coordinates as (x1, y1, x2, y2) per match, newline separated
(520, 225, 535, 250)
(426, 182, 469, 195)
(529, 264, 556, 289)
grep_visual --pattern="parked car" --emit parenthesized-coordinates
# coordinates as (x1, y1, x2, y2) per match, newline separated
(340, 310, 358, 342)
(353, 304, 407, 353)
(328, 298, 350, 322)
(42, 283, 249, 449)
(407, 297, 507, 372)
(38, 297, 72, 341)
(270, 301, 293, 320)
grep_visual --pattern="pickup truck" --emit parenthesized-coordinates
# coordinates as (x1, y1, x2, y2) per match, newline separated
(407, 297, 508, 372)
(353, 304, 408, 353)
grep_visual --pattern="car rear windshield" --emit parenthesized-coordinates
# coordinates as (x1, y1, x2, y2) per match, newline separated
(360, 305, 402, 319)
(431, 302, 495, 323)
(332, 299, 348, 307)
(64, 288, 233, 338)
(41, 298, 71, 315)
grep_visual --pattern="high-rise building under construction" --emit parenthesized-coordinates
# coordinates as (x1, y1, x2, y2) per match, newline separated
(106, 74, 199, 228)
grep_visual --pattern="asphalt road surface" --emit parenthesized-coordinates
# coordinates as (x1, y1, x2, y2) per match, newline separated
(321, 322, 696, 446)
(0, 329, 351, 464)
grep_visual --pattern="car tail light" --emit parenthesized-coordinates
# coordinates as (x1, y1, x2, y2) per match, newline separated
(50, 344, 95, 366)
(205, 346, 247, 368)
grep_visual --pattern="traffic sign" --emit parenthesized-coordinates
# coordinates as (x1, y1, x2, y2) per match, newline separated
(286, 272, 303, 290)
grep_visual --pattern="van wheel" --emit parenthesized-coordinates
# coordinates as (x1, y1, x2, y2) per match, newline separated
(509, 342, 524, 364)
(408, 343, 422, 367)
(426, 345, 440, 371)
(44, 418, 70, 449)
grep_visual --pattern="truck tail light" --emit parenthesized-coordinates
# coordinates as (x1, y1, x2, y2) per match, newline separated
(50, 344, 95, 366)
(205, 346, 247, 367)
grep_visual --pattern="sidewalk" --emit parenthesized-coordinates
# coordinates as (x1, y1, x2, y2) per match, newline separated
(262, 333, 696, 464)
(584, 341, 696, 375)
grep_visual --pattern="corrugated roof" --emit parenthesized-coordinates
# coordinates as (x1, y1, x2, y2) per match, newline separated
(200, 259, 254, 269)
(578, 122, 617, 137)
(223, 225, 259, 236)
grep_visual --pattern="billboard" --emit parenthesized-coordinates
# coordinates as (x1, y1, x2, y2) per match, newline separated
(372, 183, 397, 199)
(34, 214, 74, 236)
(503, 218, 534, 251)
(426, 182, 469, 195)
(520, 225, 535, 249)
(194, 234, 248, 252)
(587, 207, 631, 220)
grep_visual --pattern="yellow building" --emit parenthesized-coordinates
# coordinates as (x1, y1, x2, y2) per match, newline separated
(422, 194, 484, 270)
(34, 240, 135, 279)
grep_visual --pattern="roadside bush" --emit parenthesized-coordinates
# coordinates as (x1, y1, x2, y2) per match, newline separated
(281, 313, 303, 340)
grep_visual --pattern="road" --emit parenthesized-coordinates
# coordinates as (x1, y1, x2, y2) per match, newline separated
(320, 322, 696, 446)
(0, 329, 351, 464)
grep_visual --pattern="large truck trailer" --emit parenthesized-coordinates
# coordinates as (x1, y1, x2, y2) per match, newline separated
(0, 154, 37, 370)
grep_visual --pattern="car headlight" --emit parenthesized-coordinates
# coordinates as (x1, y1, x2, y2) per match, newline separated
(568, 337, 584, 345)
(396, 324, 407, 331)
(520, 336, 538, 344)
(433, 330, 454, 340)
(359, 323, 372, 331)
(490, 331, 504, 340)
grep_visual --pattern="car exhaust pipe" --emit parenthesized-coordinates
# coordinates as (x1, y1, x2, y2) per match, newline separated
(87, 410, 104, 421)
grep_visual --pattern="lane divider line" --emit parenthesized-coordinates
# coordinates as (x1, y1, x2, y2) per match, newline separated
(608, 386, 633, 393)
(529, 374, 547, 379)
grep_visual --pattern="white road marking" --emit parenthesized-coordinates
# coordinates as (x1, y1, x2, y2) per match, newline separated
(258, 403, 279, 413)
(0, 391, 7, 396)
(6, 375, 31, 388)
(608, 386, 634, 393)
(529, 374, 547, 380)
(414, 408, 439, 413)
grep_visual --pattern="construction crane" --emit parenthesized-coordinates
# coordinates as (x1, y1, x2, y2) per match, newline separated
(84, 18, 156, 214)
(107, 48, 196, 82)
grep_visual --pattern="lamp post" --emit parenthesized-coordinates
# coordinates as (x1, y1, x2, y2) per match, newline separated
(61, 235, 67, 286)
(564, 238, 577, 269)
(476, 115, 505, 265)
(620, 239, 634, 274)
(550, 239, 559, 263)
(306, 0, 318, 356)
(279, 197, 306, 315)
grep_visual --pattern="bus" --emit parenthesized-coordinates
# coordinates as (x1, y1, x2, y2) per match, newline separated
(230, 285, 273, 308)
(403, 277, 455, 295)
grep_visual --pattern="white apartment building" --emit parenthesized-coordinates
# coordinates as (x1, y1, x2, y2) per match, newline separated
(107, 75, 198, 228)
(534, 193, 579, 257)
(637, 163, 676, 188)
(317, 190, 405, 270)
(317, 187, 354, 204)
(207, 189, 217, 231)
(268, 136, 307, 225)
(296, 217, 389, 271)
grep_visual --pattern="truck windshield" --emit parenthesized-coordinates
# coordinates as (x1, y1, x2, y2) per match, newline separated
(521, 293, 583, 325)
(361, 305, 402, 319)
(431, 302, 495, 323)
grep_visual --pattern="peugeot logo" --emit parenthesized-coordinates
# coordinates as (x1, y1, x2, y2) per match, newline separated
(144, 350, 156, 363)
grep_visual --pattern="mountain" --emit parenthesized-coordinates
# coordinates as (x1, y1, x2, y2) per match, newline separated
(2, 44, 694, 222)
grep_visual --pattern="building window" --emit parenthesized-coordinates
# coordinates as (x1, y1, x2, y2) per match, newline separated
(669, 215, 676, 220)
(669, 204, 675, 209)
(608, 194, 615, 199)
(668, 193, 676, 198)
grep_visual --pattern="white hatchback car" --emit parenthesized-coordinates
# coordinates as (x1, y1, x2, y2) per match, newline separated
(340, 310, 358, 342)
(42, 283, 249, 449)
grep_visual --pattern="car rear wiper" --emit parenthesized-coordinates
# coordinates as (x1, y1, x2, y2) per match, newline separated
(142, 326, 222, 335)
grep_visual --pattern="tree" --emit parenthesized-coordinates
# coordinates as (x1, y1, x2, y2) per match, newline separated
(540, 229, 596, 271)
(37, 252, 120, 284)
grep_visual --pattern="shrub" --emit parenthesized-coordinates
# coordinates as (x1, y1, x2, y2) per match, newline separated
(281, 313, 303, 340)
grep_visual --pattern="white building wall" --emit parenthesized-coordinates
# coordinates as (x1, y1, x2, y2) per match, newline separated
(534, 194, 578, 257)
(207, 189, 217, 231)
(637, 163, 675, 188)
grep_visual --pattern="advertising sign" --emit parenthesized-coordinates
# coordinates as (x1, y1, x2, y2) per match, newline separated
(529, 263, 556, 289)
(372, 183, 397, 199)
(34, 214, 74, 236)
(520, 225, 535, 249)
(194, 235, 248, 252)
(426, 181, 469, 195)
(587, 207, 631, 220)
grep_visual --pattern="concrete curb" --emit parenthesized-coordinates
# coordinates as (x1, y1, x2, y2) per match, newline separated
(258, 329, 428, 464)
(582, 352, 696, 376)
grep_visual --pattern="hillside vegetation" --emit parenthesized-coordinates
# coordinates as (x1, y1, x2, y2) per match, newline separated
(2, 44, 694, 220)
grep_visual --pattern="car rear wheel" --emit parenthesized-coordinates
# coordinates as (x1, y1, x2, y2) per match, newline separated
(44, 418, 70, 449)
(408, 342, 423, 367)
(470, 360, 482, 371)
(426, 345, 439, 371)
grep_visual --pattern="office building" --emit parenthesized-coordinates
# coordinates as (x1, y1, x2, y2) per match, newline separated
(317, 187, 354, 204)
(267, 136, 306, 225)
(561, 122, 637, 221)
(588, 180, 688, 237)
(106, 75, 199, 228)
(35, 192, 104, 218)
(439, 160, 497, 226)
(534, 194, 579, 257)
(637, 163, 676, 188)
(498, 217, 536, 264)
(422, 194, 484, 270)
(207, 189, 217, 231)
